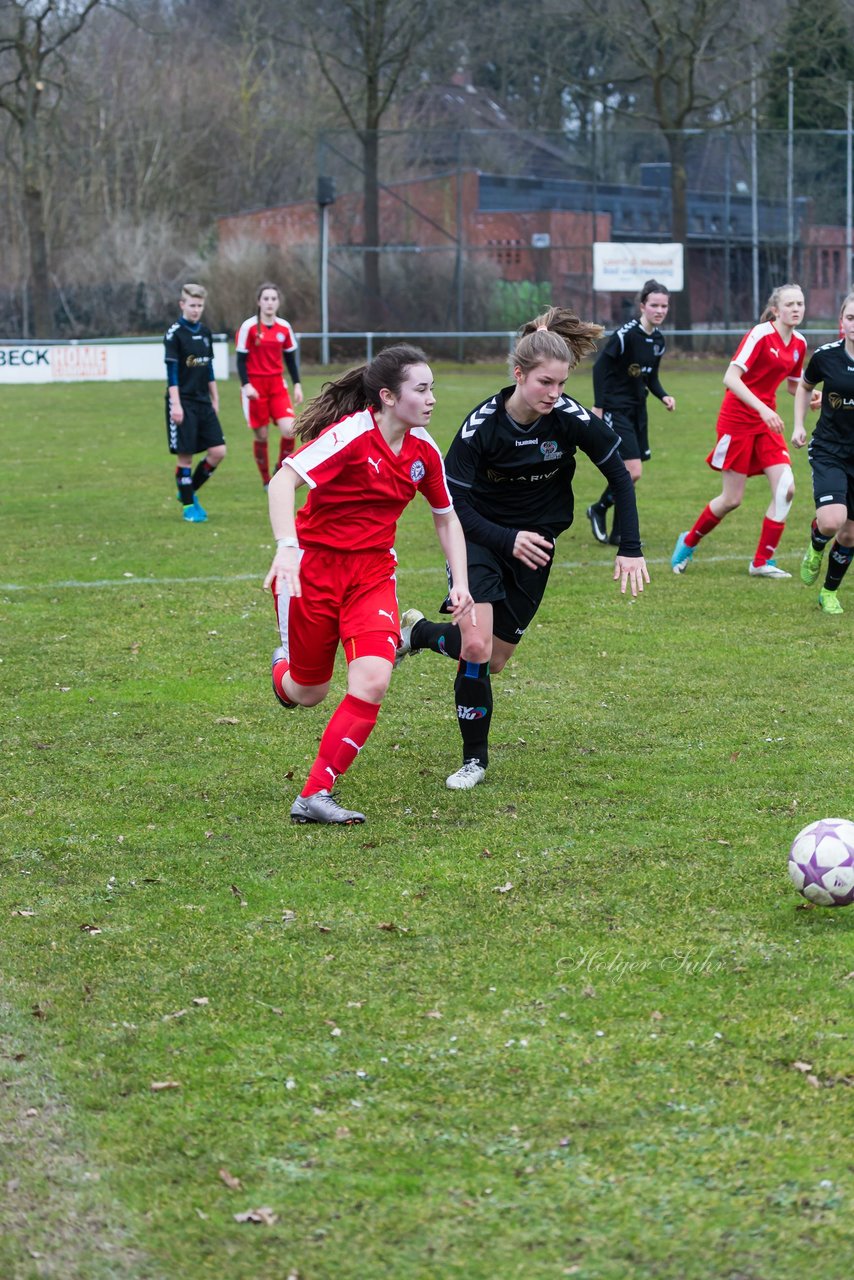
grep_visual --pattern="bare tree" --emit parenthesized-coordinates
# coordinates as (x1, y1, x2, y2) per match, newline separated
(573, 0, 765, 332)
(290, 0, 448, 328)
(0, 0, 102, 334)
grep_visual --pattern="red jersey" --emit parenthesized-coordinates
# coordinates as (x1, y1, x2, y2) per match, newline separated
(286, 409, 453, 552)
(235, 315, 297, 379)
(717, 322, 806, 434)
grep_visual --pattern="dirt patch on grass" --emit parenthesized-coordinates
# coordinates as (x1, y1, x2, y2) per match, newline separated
(0, 1002, 163, 1280)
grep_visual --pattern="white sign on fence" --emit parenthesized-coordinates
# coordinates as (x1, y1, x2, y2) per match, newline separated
(0, 338, 229, 384)
(593, 243, 684, 292)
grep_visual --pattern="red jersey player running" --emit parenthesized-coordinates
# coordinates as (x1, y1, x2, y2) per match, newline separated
(236, 282, 304, 488)
(672, 283, 816, 578)
(263, 344, 475, 825)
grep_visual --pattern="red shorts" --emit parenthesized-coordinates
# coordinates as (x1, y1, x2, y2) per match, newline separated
(273, 547, 400, 686)
(243, 376, 294, 431)
(707, 428, 791, 476)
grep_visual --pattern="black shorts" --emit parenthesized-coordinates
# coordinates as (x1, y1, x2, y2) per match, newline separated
(440, 539, 554, 646)
(809, 446, 854, 519)
(166, 396, 225, 456)
(604, 406, 649, 461)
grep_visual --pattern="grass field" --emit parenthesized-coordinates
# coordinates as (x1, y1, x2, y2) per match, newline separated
(1, 361, 852, 1280)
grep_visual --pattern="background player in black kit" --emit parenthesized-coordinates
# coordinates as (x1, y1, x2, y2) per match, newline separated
(792, 288, 854, 614)
(164, 283, 226, 523)
(586, 280, 675, 545)
(395, 307, 650, 791)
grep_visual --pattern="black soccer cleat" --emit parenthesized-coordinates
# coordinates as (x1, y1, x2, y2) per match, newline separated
(586, 504, 608, 544)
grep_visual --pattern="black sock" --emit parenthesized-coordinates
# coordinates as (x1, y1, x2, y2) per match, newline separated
(411, 618, 462, 660)
(598, 487, 614, 512)
(811, 519, 832, 552)
(453, 660, 492, 767)
(824, 542, 854, 591)
(192, 459, 216, 490)
(176, 465, 193, 506)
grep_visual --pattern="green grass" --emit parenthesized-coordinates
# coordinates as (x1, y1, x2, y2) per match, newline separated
(1, 365, 852, 1279)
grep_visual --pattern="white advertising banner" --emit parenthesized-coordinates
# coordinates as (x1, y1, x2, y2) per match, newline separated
(0, 338, 229, 384)
(593, 243, 684, 292)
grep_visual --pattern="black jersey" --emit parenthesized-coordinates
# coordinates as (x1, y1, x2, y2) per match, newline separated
(592, 318, 668, 412)
(164, 318, 216, 401)
(444, 386, 627, 557)
(803, 340, 854, 457)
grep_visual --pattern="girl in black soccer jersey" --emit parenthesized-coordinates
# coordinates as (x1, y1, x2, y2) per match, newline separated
(585, 280, 676, 545)
(394, 308, 649, 791)
(164, 283, 226, 522)
(792, 289, 854, 614)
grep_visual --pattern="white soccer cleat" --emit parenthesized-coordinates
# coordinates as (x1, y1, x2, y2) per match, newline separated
(446, 760, 487, 790)
(394, 608, 424, 667)
(748, 560, 791, 579)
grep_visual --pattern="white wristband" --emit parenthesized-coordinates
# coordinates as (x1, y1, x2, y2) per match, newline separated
(277, 537, 299, 550)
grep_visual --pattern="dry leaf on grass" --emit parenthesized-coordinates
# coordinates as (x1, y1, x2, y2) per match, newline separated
(192, 997, 209, 1007)
(218, 1167, 242, 1190)
(792, 1061, 813, 1073)
(79, 923, 102, 934)
(234, 1206, 278, 1225)
(12, 910, 35, 918)
(494, 881, 514, 894)
(215, 717, 239, 725)
(150, 1080, 181, 1092)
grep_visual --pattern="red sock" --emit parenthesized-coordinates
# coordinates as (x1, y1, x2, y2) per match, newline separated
(685, 505, 722, 549)
(753, 517, 785, 567)
(253, 439, 270, 485)
(277, 435, 295, 472)
(303, 694, 380, 796)
(272, 655, 295, 707)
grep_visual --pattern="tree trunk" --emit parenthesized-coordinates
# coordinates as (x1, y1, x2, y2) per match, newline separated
(362, 128, 381, 330)
(22, 171, 52, 337)
(666, 131, 692, 347)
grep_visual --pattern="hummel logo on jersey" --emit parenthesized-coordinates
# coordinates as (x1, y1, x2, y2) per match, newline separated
(516, 438, 538, 446)
(461, 396, 497, 439)
(367, 456, 381, 474)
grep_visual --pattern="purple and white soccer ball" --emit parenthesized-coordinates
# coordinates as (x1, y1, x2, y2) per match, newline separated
(788, 818, 854, 907)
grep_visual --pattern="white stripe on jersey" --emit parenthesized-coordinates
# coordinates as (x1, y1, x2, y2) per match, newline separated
(732, 322, 805, 370)
(409, 425, 454, 513)
(286, 409, 375, 488)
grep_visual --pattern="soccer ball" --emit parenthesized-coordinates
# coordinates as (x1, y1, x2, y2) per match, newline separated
(788, 818, 854, 907)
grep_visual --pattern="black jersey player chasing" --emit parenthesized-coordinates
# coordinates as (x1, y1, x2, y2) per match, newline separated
(394, 307, 650, 791)
(792, 287, 854, 614)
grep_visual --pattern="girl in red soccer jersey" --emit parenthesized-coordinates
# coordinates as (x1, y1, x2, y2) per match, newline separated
(263, 345, 475, 825)
(236, 283, 304, 488)
(672, 283, 815, 578)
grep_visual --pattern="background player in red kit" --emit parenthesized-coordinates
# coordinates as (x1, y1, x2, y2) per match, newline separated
(672, 284, 813, 579)
(264, 344, 475, 825)
(236, 282, 303, 488)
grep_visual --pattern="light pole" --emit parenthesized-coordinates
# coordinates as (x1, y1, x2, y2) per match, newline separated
(317, 176, 336, 366)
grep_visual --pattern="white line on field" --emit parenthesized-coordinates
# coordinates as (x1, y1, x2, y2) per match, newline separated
(2, 552, 765, 594)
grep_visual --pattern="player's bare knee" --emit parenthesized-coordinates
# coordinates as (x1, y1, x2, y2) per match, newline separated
(461, 636, 492, 665)
(817, 511, 844, 538)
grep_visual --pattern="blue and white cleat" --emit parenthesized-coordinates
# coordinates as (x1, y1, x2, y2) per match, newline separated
(671, 531, 694, 574)
(182, 504, 205, 523)
(191, 493, 208, 520)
